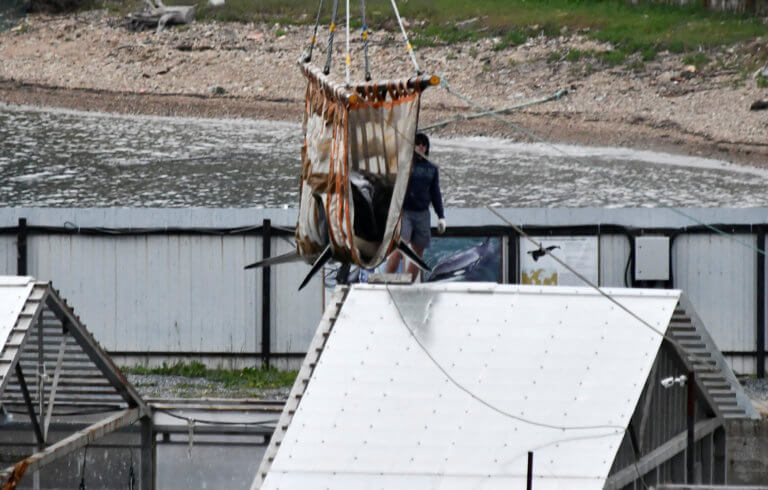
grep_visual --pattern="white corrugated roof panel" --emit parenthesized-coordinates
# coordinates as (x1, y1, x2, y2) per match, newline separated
(0, 276, 34, 349)
(262, 283, 681, 490)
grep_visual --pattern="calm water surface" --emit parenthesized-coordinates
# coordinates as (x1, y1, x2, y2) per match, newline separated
(2, 103, 766, 207)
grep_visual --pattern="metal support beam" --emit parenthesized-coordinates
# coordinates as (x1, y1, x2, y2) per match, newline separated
(15, 363, 44, 447)
(43, 332, 69, 440)
(261, 219, 272, 369)
(16, 218, 27, 276)
(605, 417, 722, 490)
(712, 426, 726, 484)
(0, 408, 140, 489)
(526, 451, 533, 490)
(37, 316, 44, 449)
(140, 416, 155, 490)
(687, 370, 696, 484)
(43, 294, 148, 416)
(757, 227, 765, 378)
(507, 231, 517, 284)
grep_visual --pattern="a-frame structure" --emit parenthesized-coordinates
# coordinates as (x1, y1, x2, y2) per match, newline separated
(0, 276, 151, 489)
(253, 283, 756, 490)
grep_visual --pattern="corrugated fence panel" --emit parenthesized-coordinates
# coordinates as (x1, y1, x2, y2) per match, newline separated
(673, 233, 757, 375)
(600, 234, 631, 287)
(0, 236, 15, 275)
(28, 234, 261, 353)
(271, 237, 324, 353)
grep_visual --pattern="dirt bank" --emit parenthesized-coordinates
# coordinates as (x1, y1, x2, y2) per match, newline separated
(2, 10, 768, 166)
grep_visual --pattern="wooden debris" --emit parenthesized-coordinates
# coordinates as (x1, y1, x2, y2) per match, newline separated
(125, 0, 195, 32)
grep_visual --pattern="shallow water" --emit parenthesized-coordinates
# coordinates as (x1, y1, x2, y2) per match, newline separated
(2, 103, 767, 207)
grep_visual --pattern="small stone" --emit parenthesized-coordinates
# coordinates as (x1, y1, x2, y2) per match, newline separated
(207, 85, 226, 95)
(752, 66, 768, 79)
(455, 18, 479, 31)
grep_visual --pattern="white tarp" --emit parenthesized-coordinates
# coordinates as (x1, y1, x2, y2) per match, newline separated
(261, 283, 681, 489)
(0, 276, 34, 351)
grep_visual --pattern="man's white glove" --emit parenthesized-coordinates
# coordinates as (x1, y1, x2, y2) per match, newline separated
(437, 218, 447, 235)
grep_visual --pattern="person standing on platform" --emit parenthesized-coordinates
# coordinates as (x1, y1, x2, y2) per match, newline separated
(386, 132, 446, 281)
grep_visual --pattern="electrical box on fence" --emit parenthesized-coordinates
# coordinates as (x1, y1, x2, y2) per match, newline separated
(634, 236, 670, 281)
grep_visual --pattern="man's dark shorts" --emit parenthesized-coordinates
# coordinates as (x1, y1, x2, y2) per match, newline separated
(400, 210, 431, 249)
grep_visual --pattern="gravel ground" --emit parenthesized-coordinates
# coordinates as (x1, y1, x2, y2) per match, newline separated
(126, 372, 768, 417)
(741, 377, 768, 402)
(1, 10, 768, 165)
(126, 373, 291, 400)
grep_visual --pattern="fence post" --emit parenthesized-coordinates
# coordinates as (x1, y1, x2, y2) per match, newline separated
(17, 218, 27, 276)
(261, 219, 272, 369)
(507, 229, 517, 284)
(757, 227, 765, 378)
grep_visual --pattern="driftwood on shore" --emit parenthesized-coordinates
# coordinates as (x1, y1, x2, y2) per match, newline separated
(125, 0, 195, 32)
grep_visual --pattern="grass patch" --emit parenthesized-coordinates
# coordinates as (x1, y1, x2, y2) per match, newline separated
(123, 361, 297, 389)
(492, 27, 528, 51)
(566, 48, 593, 62)
(641, 46, 657, 61)
(682, 52, 711, 68)
(598, 48, 627, 66)
(412, 24, 480, 47)
(87, 0, 766, 55)
(547, 51, 563, 63)
(162, 0, 763, 53)
(758, 75, 768, 88)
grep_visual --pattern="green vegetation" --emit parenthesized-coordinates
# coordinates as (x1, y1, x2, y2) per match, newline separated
(87, 0, 763, 58)
(415, 24, 479, 46)
(123, 361, 298, 389)
(547, 51, 562, 63)
(758, 75, 768, 88)
(599, 48, 627, 66)
(682, 52, 711, 68)
(566, 49, 587, 62)
(641, 46, 657, 61)
(492, 28, 528, 51)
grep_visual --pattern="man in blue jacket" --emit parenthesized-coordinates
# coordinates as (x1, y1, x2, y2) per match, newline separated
(386, 132, 446, 280)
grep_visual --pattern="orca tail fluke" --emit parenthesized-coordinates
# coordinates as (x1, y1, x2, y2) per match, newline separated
(298, 245, 333, 291)
(397, 240, 432, 273)
(244, 251, 302, 270)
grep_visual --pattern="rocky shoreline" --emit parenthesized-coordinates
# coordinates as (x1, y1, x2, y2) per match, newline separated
(1, 10, 768, 167)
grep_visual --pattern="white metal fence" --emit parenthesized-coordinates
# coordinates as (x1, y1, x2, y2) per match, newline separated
(1, 208, 765, 375)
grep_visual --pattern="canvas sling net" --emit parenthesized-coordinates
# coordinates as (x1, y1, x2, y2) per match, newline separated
(296, 62, 437, 269)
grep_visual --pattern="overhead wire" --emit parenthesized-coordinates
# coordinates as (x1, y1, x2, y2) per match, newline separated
(292, 6, 713, 484)
(303, 0, 325, 62)
(323, 0, 340, 75)
(366, 78, 724, 378)
(345, 0, 351, 85)
(156, 408, 279, 427)
(388, 0, 421, 74)
(360, 0, 371, 81)
(384, 283, 625, 432)
(436, 76, 767, 258)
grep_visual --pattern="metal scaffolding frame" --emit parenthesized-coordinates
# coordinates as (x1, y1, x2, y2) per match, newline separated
(0, 277, 152, 489)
